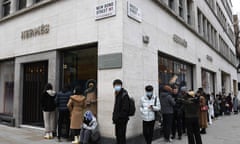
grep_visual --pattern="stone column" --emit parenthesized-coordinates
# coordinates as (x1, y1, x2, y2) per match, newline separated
(27, 0, 34, 7)
(10, 0, 17, 14)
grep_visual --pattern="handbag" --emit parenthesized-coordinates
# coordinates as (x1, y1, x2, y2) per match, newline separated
(154, 96, 162, 122)
(201, 105, 208, 111)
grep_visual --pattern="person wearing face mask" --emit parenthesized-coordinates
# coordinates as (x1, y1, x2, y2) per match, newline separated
(84, 79, 97, 117)
(140, 85, 160, 144)
(112, 79, 130, 144)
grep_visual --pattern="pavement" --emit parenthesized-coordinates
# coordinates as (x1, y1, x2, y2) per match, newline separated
(1, 114, 240, 144)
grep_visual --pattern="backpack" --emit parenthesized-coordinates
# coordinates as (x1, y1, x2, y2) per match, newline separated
(128, 96, 136, 116)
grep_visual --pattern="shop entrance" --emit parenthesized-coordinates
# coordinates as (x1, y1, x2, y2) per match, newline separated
(22, 61, 48, 127)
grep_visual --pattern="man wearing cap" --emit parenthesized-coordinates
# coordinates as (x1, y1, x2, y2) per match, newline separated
(112, 79, 130, 144)
(180, 91, 202, 144)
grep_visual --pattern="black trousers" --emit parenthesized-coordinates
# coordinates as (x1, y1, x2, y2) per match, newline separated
(57, 111, 70, 139)
(143, 120, 155, 144)
(115, 121, 128, 144)
(186, 117, 202, 144)
(172, 112, 182, 137)
(162, 114, 173, 140)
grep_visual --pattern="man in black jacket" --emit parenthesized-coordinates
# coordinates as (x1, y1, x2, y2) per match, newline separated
(112, 79, 130, 144)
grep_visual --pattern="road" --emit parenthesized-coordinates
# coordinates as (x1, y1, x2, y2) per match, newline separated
(0, 114, 240, 144)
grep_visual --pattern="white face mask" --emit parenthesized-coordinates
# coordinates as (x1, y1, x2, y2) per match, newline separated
(114, 85, 122, 92)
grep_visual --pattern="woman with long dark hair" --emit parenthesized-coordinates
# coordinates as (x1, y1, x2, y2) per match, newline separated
(41, 83, 56, 139)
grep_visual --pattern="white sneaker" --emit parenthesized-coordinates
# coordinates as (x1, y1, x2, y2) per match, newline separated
(44, 133, 50, 139)
(49, 132, 53, 139)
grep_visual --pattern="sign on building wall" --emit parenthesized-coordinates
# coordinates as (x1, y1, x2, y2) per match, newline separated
(127, 2, 142, 23)
(173, 34, 187, 48)
(21, 24, 50, 40)
(95, 0, 116, 20)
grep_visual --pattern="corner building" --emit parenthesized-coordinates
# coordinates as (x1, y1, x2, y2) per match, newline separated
(0, 0, 237, 143)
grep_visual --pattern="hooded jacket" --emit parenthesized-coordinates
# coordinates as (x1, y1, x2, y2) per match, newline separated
(160, 92, 175, 114)
(41, 90, 56, 111)
(84, 79, 97, 116)
(140, 95, 161, 121)
(67, 95, 86, 129)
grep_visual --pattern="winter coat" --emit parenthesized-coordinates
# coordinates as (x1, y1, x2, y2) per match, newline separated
(233, 97, 239, 112)
(55, 91, 72, 111)
(140, 95, 161, 122)
(160, 92, 175, 114)
(83, 115, 98, 131)
(173, 94, 184, 116)
(199, 95, 208, 128)
(84, 88, 97, 117)
(67, 95, 86, 129)
(112, 88, 130, 124)
(181, 95, 200, 118)
(41, 90, 56, 112)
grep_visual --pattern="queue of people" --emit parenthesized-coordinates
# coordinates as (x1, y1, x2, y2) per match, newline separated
(41, 79, 99, 144)
(41, 78, 239, 144)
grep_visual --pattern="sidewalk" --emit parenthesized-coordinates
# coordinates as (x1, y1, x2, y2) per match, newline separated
(1, 114, 240, 144)
(153, 114, 240, 144)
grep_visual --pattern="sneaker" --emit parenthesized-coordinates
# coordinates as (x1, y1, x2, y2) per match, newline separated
(44, 133, 50, 139)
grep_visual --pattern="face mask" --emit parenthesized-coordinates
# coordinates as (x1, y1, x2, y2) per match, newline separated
(114, 85, 122, 92)
(146, 92, 153, 97)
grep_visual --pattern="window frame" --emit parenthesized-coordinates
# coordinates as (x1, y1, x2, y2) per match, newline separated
(2, 0, 11, 17)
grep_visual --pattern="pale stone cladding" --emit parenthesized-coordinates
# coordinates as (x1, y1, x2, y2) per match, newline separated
(0, 0, 238, 142)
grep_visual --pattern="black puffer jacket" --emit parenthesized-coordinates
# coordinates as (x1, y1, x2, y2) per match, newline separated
(56, 91, 72, 111)
(112, 88, 130, 124)
(41, 90, 56, 111)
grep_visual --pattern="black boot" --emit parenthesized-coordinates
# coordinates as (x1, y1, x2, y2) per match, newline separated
(200, 128, 206, 134)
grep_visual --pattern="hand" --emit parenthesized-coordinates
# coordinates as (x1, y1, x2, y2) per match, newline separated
(149, 105, 153, 110)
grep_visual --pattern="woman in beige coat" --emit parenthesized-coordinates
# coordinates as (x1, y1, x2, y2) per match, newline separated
(199, 93, 208, 134)
(67, 86, 86, 144)
(84, 79, 97, 117)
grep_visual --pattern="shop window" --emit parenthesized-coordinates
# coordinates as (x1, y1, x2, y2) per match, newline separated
(0, 61, 14, 116)
(2, 0, 11, 17)
(158, 54, 193, 91)
(202, 70, 215, 94)
(62, 47, 98, 116)
(18, 0, 27, 10)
